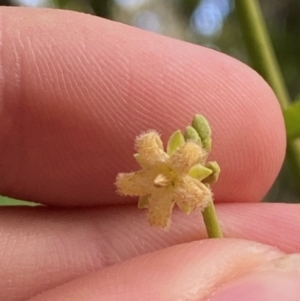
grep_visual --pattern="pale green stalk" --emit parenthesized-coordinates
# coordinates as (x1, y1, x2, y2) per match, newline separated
(202, 201, 223, 238)
(235, 0, 300, 195)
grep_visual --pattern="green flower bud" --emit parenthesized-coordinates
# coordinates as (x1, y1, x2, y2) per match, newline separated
(184, 126, 201, 145)
(202, 137, 212, 152)
(191, 115, 212, 150)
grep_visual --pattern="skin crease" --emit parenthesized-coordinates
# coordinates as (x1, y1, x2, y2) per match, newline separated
(0, 7, 299, 301)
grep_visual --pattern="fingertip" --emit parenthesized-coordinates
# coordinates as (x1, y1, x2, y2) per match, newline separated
(0, 7, 286, 205)
(207, 61, 286, 203)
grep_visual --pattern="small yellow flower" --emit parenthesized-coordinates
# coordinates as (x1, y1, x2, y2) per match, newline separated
(116, 129, 217, 228)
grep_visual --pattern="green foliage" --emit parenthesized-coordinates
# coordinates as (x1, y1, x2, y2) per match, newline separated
(284, 99, 300, 140)
(88, 0, 111, 18)
(53, 0, 111, 17)
(0, 196, 38, 206)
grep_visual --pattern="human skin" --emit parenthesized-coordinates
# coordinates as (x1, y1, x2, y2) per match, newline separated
(0, 7, 299, 301)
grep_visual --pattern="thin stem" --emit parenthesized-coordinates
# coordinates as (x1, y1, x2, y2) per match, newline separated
(202, 200, 223, 238)
(235, 0, 289, 107)
(235, 0, 300, 195)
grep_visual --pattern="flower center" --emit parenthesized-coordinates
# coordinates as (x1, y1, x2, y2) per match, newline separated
(153, 169, 177, 188)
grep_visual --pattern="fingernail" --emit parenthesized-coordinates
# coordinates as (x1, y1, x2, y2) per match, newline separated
(210, 255, 300, 301)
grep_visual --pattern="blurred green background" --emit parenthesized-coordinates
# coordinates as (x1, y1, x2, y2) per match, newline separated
(1, 0, 300, 205)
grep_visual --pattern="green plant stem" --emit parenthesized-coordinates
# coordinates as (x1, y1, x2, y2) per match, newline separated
(202, 200, 223, 238)
(235, 0, 300, 195)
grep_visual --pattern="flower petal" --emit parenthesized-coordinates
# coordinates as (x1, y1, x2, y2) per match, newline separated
(116, 170, 155, 196)
(174, 176, 212, 213)
(135, 131, 168, 167)
(169, 142, 205, 174)
(147, 188, 174, 228)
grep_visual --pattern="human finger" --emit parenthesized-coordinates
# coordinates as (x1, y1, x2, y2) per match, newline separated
(28, 239, 300, 301)
(0, 8, 285, 206)
(1, 203, 299, 300)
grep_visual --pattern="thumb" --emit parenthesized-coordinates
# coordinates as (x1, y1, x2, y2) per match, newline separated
(28, 239, 300, 301)
(210, 254, 300, 301)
